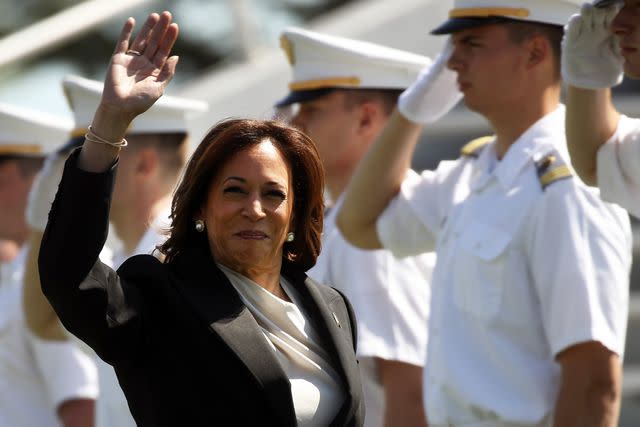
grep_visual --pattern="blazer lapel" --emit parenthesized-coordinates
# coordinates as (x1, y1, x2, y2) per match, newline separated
(169, 248, 296, 427)
(283, 263, 362, 425)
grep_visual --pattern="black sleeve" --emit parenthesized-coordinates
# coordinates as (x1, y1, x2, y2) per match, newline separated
(38, 149, 144, 364)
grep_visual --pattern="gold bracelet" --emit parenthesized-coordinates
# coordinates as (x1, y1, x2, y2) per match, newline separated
(85, 126, 128, 148)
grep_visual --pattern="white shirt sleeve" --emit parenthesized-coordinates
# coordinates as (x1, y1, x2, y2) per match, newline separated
(376, 168, 447, 257)
(597, 115, 640, 217)
(527, 183, 631, 357)
(29, 332, 99, 409)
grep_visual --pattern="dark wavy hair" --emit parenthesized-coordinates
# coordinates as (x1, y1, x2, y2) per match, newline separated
(159, 118, 325, 271)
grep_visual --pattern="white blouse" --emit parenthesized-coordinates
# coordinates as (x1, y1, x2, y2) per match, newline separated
(218, 264, 345, 426)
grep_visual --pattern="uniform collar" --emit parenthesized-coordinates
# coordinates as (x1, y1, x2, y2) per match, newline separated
(472, 105, 566, 191)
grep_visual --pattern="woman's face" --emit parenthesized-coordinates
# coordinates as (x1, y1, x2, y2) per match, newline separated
(200, 139, 294, 275)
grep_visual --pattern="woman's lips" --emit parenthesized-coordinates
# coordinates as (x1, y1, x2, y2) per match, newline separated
(236, 230, 268, 240)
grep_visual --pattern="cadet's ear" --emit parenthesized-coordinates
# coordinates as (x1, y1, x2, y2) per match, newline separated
(135, 147, 159, 177)
(356, 101, 383, 138)
(525, 34, 548, 69)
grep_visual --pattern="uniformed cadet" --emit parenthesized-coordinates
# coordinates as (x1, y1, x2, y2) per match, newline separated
(22, 75, 207, 427)
(0, 102, 99, 427)
(276, 28, 434, 427)
(337, 0, 632, 426)
(563, 0, 640, 216)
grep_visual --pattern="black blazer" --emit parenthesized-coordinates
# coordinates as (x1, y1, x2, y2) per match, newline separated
(39, 151, 364, 427)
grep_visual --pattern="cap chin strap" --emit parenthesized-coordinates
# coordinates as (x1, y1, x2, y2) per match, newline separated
(449, 7, 530, 18)
(289, 77, 361, 91)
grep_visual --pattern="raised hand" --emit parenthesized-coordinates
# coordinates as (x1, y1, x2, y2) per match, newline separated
(78, 12, 179, 172)
(101, 11, 179, 120)
(561, 3, 624, 89)
(397, 38, 462, 125)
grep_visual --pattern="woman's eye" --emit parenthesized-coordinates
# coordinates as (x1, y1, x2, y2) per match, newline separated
(267, 190, 286, 200)
(223, 186, 244, 194)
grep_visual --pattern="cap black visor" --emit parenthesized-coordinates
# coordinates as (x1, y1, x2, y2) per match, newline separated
(274, 88, 337, 108)
(431, 16, 512, 35)
(594, 0, 621, 7)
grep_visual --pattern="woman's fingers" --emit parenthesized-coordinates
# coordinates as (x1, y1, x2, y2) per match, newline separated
(157, 55, 179, 85)
(152, 23, 179, 68)
(143, 11, 173, 61)
(113, 17, 135, 55)
(129, 13, 160, 54)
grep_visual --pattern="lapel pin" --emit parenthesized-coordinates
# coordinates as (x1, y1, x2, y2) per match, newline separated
(332, 312, 341, 328)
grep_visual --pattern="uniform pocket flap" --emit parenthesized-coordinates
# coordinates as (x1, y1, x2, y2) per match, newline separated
(459, 221, 512, 261)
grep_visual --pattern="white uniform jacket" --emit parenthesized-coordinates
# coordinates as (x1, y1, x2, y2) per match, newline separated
(309, 196, 433, 427)
(377, 106, 631, 426)
(597, 114, 640, 217)
(0, 248, 98, 427)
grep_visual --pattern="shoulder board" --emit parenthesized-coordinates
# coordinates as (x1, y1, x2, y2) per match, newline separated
(535, 150, 573, 190)
(460, 136, 493, 158)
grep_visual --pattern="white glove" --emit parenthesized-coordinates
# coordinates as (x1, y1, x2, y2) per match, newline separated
(561, 2, 624, 89)
(398, 39, 462, 125)
(26, 152, 67, 232)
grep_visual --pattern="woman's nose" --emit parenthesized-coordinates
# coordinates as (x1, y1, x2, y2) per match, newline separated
(243, 197, 267, 220)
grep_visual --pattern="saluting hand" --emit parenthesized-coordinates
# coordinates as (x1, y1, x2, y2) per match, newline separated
(102, 11, 179, 120)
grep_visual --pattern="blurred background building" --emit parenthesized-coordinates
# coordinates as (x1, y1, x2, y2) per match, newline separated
(0, 0, 639, 424)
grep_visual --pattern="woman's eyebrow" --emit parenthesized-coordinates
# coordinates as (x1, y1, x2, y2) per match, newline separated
(223, 176, 246, 184)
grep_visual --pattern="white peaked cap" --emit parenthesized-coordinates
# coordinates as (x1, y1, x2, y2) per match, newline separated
(62, 75, 208, 135)
(276, 27, 431, 107)
(0, 102, 72, 156)
(432, 0, 583, 34)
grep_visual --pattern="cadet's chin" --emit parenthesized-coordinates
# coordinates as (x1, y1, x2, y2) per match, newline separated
(461, 96, 482, 114)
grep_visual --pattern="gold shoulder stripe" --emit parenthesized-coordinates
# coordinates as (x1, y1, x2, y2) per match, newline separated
(540, 165, 572, 188)
(535, 150, 573, 190)
(460, 135, 493, 158)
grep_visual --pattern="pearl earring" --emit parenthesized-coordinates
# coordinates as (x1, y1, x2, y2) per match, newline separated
(195, 219, 205, 233)
(286, 232, 295, 242)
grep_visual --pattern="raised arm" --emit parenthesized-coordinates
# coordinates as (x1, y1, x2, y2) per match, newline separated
(566, 87, 620, 186)
(24, 152, 73, 340)
(38, 12, 179, 361)
(81, 11, 179, 172)
(562, 3, 624, 186)
(336, 112, 422, 249)
(337, 40, 461, 249)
